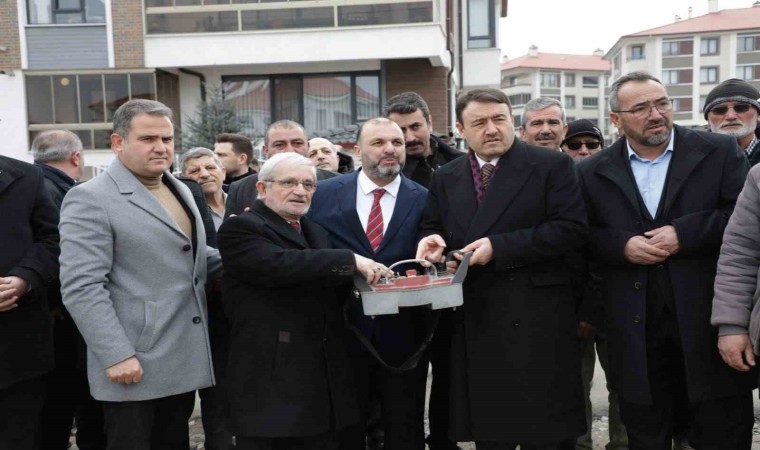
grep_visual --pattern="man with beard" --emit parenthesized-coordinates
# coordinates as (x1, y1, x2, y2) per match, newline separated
(520, 97, 567, 150)
(384, 92, 463, 187)
(309, 118, 428, 450)
(577, 71, 754, 449)
(704, 79, 760, 166)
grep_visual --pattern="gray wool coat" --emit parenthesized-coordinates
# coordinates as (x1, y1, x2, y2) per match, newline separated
(59, 158, 222, 402)
(713, 164, 760, 351)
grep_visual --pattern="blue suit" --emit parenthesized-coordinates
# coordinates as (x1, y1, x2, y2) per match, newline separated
(308, 171, 428, 450)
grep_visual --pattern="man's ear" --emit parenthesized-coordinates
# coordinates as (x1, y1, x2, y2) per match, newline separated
(111, 133, 123, 156)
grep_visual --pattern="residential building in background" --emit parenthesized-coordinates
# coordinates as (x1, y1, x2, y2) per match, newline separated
(500, 46, 612, 142)
(606, 2, 760, 133)
(0, 0, 505, 171)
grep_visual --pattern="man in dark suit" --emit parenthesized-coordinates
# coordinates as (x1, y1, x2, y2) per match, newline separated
(309, 117, 428, 450)
(0, 155, 60, 449)
(416, 88, 587, 450)
(218, 152, 388, 450)
(226, 120, 338, 217)
(383, 91, 463, 450)
(577, 71, 755, 449)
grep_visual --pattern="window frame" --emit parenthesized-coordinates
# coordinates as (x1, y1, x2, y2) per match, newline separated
(700, 37, 719, 56)
(700, 66, 719, 84)
(629, 44, 644, 60)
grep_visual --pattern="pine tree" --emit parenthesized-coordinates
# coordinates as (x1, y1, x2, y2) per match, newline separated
(182, 83, 242, 150)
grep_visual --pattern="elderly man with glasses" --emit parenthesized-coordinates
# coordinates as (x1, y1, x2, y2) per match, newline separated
(577, 71, 755, 449)
(704, 78, 760, 166)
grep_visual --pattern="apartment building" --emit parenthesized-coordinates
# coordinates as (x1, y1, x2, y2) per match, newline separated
(500, 46, 611, 141)
(606, 1, 760, 129)
(0, 0, 504, 169)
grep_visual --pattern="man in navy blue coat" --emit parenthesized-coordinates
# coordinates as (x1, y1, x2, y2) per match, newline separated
(309, 117, 428, 450)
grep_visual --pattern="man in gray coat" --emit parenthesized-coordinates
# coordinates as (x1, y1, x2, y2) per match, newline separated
(60, 99, 222, 450)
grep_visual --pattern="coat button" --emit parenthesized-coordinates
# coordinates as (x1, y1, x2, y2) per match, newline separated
(657, 264, 664, 270)
(512, 320, 520, 328)
(182, 244, 191, 252)
(508, 275, 515, 281)
(634, 282, 642, 290)
(633, 315, 641, 323)
(194, 277, 199, 285)
(331, 267, 338, 272)
(192, 316, 201, 324)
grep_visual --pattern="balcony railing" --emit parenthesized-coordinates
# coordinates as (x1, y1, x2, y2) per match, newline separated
(144, 0, 435, 34)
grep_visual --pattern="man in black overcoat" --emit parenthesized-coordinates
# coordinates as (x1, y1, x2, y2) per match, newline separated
(417, 88, 588, 449)
(577, 71, 756, 449)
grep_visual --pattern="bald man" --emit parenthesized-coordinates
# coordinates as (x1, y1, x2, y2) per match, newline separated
(308, 138, 341, 173)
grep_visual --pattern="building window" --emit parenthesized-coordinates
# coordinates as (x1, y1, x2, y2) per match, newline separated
(582, 97, 598, 109)
(737, 65, 760, 81)
(512, 114, 522, 127)
(738, 35, 760, 52)
(671, 97, 693, 112)
(661, 69, 692, 85)
(699, 95, 707, 111)
(629, 45, 644, 60)
(507, 93, 531, 106)
(564, 73, 575, 87)
(27, 0, 106, 24)
(564, 95, 576, 109)
(582, 76, 599, 88)
(467, 0, 495, 48)
(700, 66, 718, 84)
(662, 39, 693, 56)
(700, 38, 719, 55)
(565, 116, 575, 122)
(26, 71, 156, 149)
(223, 72, 380, 140)
(540, 72, 560, 88)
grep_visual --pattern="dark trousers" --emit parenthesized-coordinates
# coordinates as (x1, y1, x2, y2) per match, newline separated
(0, 375, 46, 450)
(476, 441, 575, 450)
(40, 315, 106, 450)
(618, 311, 754, 450)
(102, 391, 195, 450)
(237, 432, 337, 450)
(418, 311, 456, 450)
(339, 353, 422, 450)
(199, 298, 234, 450)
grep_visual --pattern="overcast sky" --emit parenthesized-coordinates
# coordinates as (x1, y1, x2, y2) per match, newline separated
(498, 0, 755, 59)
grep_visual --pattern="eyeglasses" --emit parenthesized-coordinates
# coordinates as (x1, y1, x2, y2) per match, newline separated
(262, 178, 317, 192)
(565, 141, 602, 151)
(710, 103, 753, 115)
(614, 98, 673, 118)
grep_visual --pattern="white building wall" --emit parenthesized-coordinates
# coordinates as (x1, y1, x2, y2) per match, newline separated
(463, 48, 501, 87)
(0, 71, 31, 162)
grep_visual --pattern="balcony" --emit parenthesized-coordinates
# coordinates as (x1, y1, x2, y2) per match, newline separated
(144, 0, 447, 68)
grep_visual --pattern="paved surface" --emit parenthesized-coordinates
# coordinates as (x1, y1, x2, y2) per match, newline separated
(72, 359, 760, 449)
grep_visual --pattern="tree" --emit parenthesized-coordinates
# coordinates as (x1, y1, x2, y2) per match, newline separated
(182, 82, 242, 150)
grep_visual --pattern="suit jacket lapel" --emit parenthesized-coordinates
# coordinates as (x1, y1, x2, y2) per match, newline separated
(252, 200, 308, 249)
(108, 159, 189, 239)
(464, 141, 534, 244)
(662, 126, 712, 216)
(0, 160, 22, 196)
(338, 173, 374, 255)
(376, 177, 419, 254)
(447, 159, 478, 242)
(594, 140, 643, 216)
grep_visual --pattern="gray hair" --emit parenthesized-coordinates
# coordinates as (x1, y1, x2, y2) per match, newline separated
(180, 147, 224, 174)
(31, 130, 83, 163)
(609, 71, 663, 112)
(522, 97, 566, 127)
(113, 99, 173, 138)
(257, 152, 316, 198)
(383, 92, 431, 122)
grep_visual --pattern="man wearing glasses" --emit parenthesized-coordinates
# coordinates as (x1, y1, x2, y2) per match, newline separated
(560, 119, 604, 161)
(577, 71, 755, 449)
(704, 78, 760, 166)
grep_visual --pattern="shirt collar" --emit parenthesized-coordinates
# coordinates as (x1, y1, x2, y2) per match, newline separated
(473, 152, 500, 168)
(626, 131, 675, 162)
(358, 169, 401, 198)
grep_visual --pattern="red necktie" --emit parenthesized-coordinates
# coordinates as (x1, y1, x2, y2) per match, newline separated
(366, 188, 386, 252)
(289, 222, 300, 232)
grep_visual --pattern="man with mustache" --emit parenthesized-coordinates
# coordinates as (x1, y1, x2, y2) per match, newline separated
(577, 71, 755, 449)
(309, 118, 429, 450)
(384, 92, 463, 188)
(704, 79, 760, 166)
(520, 97, 567, 150)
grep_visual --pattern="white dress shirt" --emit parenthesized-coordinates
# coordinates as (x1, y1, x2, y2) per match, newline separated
(356, 170, 401, 235)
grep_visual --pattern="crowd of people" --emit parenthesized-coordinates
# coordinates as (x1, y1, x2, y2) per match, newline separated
(1, 71, 760, 450)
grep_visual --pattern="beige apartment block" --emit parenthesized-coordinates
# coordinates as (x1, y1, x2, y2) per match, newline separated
(500, 46, 611, 142)
(606, 2, 760, 131)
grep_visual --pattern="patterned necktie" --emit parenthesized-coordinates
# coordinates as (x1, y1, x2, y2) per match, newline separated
(366, 188, 386, 252)
(481, 163, 495, 192)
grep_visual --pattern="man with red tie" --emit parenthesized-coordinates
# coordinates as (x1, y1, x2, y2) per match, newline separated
(309, 117, 429, 450)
